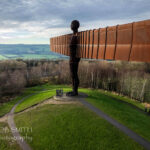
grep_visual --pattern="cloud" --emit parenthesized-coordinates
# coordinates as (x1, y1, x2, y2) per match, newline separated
(0, 0, 150, 44)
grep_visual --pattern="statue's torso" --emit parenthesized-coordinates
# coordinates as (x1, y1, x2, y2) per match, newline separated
(69, 34, 80, 63)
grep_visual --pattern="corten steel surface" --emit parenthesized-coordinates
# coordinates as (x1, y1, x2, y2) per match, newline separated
(89, 30, 94, 59)
(81, 32, 84, 57)
(65, 35, 68, 56)
(63, 35, 65, 55)
(115, 23, 133, 61)
(54, 37, 56, 53)
(82, 31, 87, 58)
(53, 37, 56, 52)
(58, 37, 59, 53)
(50, 19, 150, 62)
(56, 37, 58, 53)
(85, 30, 90, 58)
(53, 38, 55, 52)
(105, 26, 117, 60)
(56, 36, 59, 54)
(61, 36, 63, 55)
(60, 36, 63, 54)
(97, 28, 107, 59)
(130, 20, 150, 62)
(59, 36, 61, 54)
(55, 37, 58, 53)
(64, 35, 67, 56)
(93, 29, 99, 59)
(52, 38, 54, 52)
(63, 35, 66, 55)
(79, 32, 82, 57)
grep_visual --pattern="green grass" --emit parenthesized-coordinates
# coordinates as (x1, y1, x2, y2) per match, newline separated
(0, 84, 70, 116)
(79, 88, 150, 142)
(14, 104, 144, 150)
(0, 87, 41, 117)
(1, 83, 150, 149)
(0, 85, 47, 117)
(15, 85, 71, 113)
(97, 89, 145, 110)
(0, 55, 6, 60)
(0, 94, 29, 117)
(0, 122, 21, 150)
(15, 90, 55, 112)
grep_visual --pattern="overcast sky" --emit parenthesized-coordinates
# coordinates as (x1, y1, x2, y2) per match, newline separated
(0, 0, 150, 44)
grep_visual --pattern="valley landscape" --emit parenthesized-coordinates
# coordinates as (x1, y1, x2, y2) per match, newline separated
(0, 44, 67, 60)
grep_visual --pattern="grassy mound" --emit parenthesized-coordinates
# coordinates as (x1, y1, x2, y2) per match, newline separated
(14, 104, 144, 150)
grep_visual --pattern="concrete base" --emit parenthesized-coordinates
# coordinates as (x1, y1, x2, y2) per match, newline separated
(53, 92, 88, 101)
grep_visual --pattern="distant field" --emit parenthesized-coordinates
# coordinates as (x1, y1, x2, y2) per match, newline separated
(0, 44, 67, 60)
(18, 54, 62, 59)
(0, 54, 67, 60)
(3, 54, 19, 58)
(0, 55, 6, 59)
(1, 54, 62, 60)
(0, 54, 68, 60)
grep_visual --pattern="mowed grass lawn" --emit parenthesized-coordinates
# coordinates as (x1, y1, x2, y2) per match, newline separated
(0, 93, 32, 117)
(14, 104, 144, 150)
(0, 84, 70, 116)
(15, 86, 71, 113)
(0, 84, 47, 117)
(79, 88, 150, 142)
(0, 122, 21, 150)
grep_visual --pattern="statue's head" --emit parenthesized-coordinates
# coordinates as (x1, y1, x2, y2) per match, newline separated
(71, 20, 80, 33)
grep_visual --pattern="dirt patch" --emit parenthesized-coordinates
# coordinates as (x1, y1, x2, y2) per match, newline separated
(144, 103, 150, 109)
(16, 98, 81, 114)
(0, 114, 8, 122)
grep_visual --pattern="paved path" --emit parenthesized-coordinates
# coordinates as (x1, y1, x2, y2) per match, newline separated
(79, 98, 150, 150)
(7, 95, 33, 150)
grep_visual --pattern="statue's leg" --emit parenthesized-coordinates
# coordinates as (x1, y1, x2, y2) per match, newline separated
(70, 62, 75, 92)
(66, 62, 80, 96)
(66, 62, 75, 96)
(73, 62, 79, 95)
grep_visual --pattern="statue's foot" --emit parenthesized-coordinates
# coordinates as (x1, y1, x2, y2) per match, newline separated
(66, 91, 73, 96)
(66, 91, 78, 96)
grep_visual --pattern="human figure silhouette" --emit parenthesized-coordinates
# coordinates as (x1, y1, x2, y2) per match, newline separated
(66, 20, 80, 96)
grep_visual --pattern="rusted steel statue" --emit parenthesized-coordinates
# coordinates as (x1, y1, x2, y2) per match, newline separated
(66, 20, 80, 96)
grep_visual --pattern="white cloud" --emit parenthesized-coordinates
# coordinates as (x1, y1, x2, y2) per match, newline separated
(0, 0, 150, 44)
